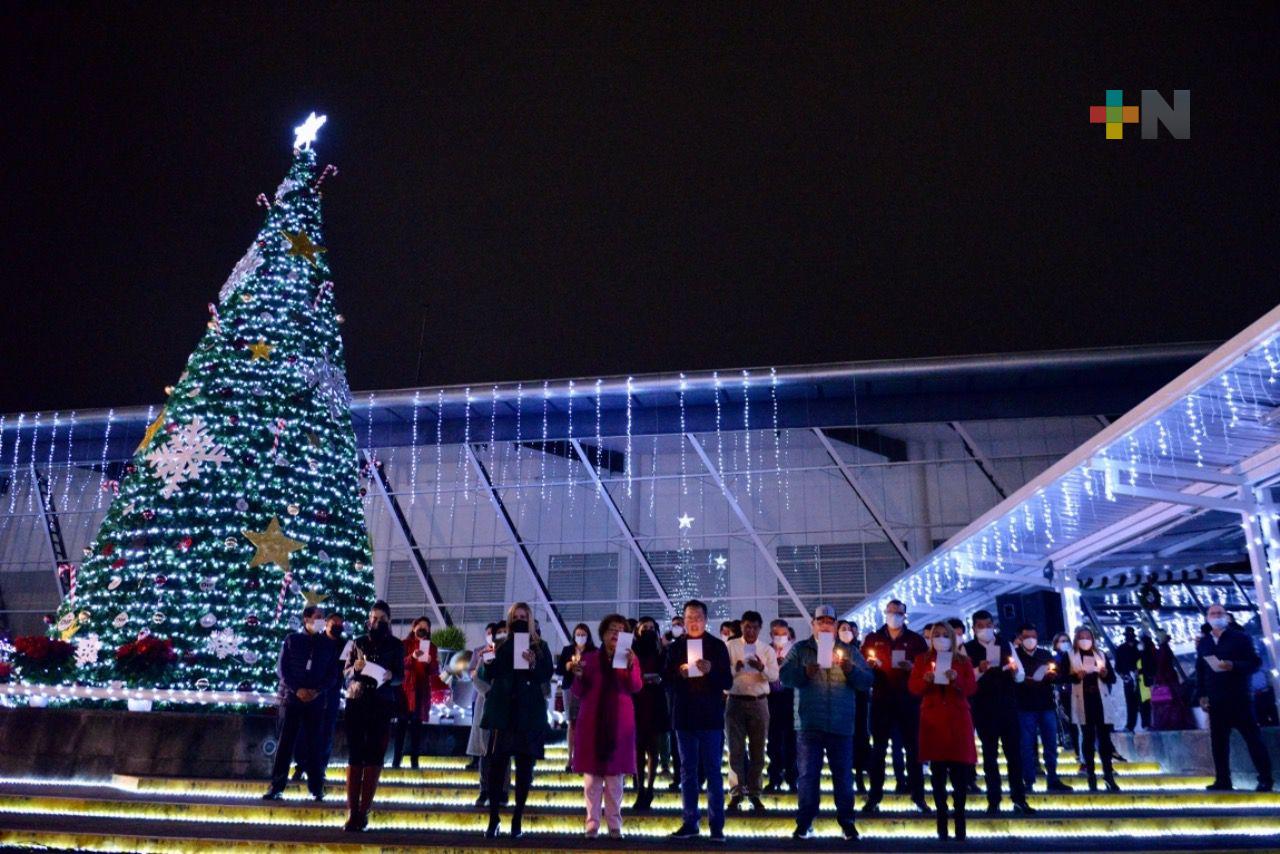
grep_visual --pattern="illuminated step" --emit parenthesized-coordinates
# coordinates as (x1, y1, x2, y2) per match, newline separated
(2, 793, 1280, 841)
(124, 775, 1240, 806)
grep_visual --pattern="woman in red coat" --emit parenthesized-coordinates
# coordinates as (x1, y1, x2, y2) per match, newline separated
(909, 621, 977, 841)
(397, 616, 441, 769)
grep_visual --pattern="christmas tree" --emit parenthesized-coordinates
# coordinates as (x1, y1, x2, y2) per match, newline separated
(52, 114, 375, 697)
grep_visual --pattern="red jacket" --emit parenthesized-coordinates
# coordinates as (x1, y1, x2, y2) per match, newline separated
(909, 650, 977, 764)
(402, 634, 444, 717)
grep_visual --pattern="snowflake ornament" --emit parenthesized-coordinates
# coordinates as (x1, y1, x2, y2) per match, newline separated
(218, 243, 265, 304)
(145, 416, 229, 497)
(302, 355, 352, 420)
(274, 178, 301, 201)
(75, 633, 101, 667)
(206, 627, 243, 660)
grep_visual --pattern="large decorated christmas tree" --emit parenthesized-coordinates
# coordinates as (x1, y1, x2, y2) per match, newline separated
(52, 114, 375, 696)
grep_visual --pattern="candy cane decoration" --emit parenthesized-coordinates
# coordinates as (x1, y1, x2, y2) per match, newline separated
(275, 571, 293, 623)
(314, 164, 338, 192)
(270, 418, 287, 453)
(256, 193, 271, 208)
(312, 280, 334, 310)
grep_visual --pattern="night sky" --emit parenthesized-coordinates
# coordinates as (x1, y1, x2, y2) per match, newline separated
(2, 5, 1276, 414)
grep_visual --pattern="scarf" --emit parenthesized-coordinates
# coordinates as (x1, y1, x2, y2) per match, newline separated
(593, 649, 621, 764)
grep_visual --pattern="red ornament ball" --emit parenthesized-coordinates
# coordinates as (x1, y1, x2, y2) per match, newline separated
(111, 558, 126, 570)
(154, 574, 167, 587)
(178, 536, 193, 552)
(246, 615, 260, 627)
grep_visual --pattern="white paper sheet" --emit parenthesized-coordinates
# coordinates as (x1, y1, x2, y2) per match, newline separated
(817, 633, 835, 668)
(1205, 654, 1223, 672)
(1031, 664, 1049, 682)
(686, 638, 704, 677)
(361, 660, 388, 685)
(483, 648, 495, 663)
(413, 640, 431, 661)
(985, 643, 1001, 665)
(513, 632, 530, 670)
(934, 651, 952, 684)
(891, 649, 907, 668)
(613, 632, 634, 669)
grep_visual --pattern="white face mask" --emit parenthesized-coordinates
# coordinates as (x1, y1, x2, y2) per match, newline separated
(839, 629, 854, 644)
(932, 637, 952, 652)
(885, 613, 905, 630)
(671, 626, 684, 638)
(772, 634, 788, 648)
(575, 634, 588, 646)
(308, 619, 324, 634)
(1021, 638, 1038, 651)
(1208, 616, 1229, 631)
(1078, 638, 1094, 651)
(1057, 642, 1070, 653)
(977, 628, 995, 644)
(485, 633, 493, 645)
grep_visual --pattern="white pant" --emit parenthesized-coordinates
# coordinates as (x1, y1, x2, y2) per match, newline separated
(583, 773, 624, 833)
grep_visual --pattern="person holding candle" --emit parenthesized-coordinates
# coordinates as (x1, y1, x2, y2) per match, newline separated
(557, 623, 596, 772)
(1050, 631, 1081, 762)
(725, 610, 779, 815)
(1066, 627, 1121, 791)
(838, 619, 872, 794)
(963, 609, 1032, 816)
(394, 616, 440, 770)
(764, 618, 798, 794)
(780, 604, 872, 841)
(569, 613, 643, 837)
(663, 599, 733, 843)
(1014, 624, 1072, 794)
(860, 599, 930, 815)
(910, 621, 978, 840)
(479, 602, 554, 839)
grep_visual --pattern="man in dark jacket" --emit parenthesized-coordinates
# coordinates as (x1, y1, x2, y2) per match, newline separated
(264, 604, 339, 800)
(764, 619, 798, 794)
(1014, 623, 1072, 793)
(965, 610, 1033, 815)
(292, 611, 347, 781)
(781, 604, 872, 841)
(1197, 604, 1274, 791)
(1114, 627, 1141, 731)
(860, 599, 930, 814)
(663, 599, 733, 843)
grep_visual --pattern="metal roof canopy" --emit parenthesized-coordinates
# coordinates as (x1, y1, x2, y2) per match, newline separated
(847, 303, 1280, 717)
(0, 344, 1208, 466)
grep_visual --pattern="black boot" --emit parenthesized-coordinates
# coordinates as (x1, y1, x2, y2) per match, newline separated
(1087, 770, 1098, 792)
(485, 804, 500, 839)
(936, 807, 949, 840)
(956, 809, 966, 841)
(510, 805, 524, 838)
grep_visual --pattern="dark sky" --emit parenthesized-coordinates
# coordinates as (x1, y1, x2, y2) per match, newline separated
(2, 4, 1276, 414)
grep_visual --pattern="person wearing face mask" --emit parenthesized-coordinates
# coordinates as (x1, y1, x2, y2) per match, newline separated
(1066, 627, 1120, 791)
(479, 602, 555, 838)
(725, 610, 779, 815)
(963, 610, 1032, 816)
(1049, 632, 1081, 763)
(665, 616, 686, 644)
(392, 616, 441, 770)
(264, 605, 338, 802)
(781, 604, 871, 841)
(1197, 604, 1274, 792)
(910, 621, 977, 841)
(558, 623, 597, 772)
(293, 613, 348, 784)
(468, 621, 507, 807)
(341, 601, 405, 832)
(662, 614, 687, 791)
(631, 617, 669, 810)
(860, 599, 931, 815)
(1014, 624, 1072, 794)
(836, 620, 870, 795)
(764, 619, 798, 794)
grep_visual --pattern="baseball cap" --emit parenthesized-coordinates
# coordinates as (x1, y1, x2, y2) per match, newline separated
(812, 604, 837, 620)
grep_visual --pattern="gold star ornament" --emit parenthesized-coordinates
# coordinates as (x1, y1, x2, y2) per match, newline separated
(301, 587, 329, 607)
(244, 517, 305, 573)
(281, 230, 326, 267)
(136, 407, 168, 453)
(248, 339, 274, 361)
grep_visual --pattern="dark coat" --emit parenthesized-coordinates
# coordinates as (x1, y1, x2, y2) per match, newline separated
(662, 634, 733, 731)
(1196, 625, 1260, 705)
(276, 629, 340, 703)
(479, 635, 554, 736)
(963, 637, 1020, 725)
(861, 625, 928, 706)
(1014, 646, 1060, 712)
(343, 630, 406, 706)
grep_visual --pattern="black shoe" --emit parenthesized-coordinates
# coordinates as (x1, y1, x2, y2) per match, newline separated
(912, 797, 933, 815)
(670, 823, 700, 839)
(311, 790, 325, 802)
(727, 795, 743, 814)
(1113, 752, 1128, 763)
(1046, 778, 1073, 793)
(860, 801, 881, 815)
(484, 815, 500, 839)
(290, 768, 305, 782)
(1087, 774, 1098, 792)
(986, 803, 1000, 815)
(1104, 776, 1120, 793)
(841, 823, 860, 841)
(510, 813, 523, 839)
(1012, 800, 1036, 815)
(792, 826, 814, 840)
(666, 779, 681, 791)
(1206, 781, 1234, 791)
(763, 782, 780, 794)
(750, 797, 766, 814)
(1258, 781, 1275, 793)
(709, 830, 726, 844)
(261, 790, 283, 800)
(967, 780, 981, 794)
(475, 793, 488, 807)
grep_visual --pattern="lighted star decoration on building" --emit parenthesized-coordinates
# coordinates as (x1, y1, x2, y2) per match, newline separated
(248, 339, 274, 361)
(244, 517, 305, 573)
(282, 230, 326, 267)
(301, 587, 328, 607)
(714, 555, 728, 569)
(293, 111, 327, 150)
(677, 513, 695, 530)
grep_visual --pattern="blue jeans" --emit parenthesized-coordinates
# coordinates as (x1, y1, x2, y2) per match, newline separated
(1018, 709, 1059, 786)
(796, 730, 855, 829)
(676, 729, 725, 832)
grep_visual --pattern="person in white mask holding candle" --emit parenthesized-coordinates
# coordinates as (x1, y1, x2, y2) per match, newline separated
(1067, 627, 1121, 791)
(725, 610, 779, 815)
(764, 619, 798, 794)
(910, 621, 977, 841)
(1014, 624, 1072, 794)
(861, 599, 930, 814)
(964, 609, 1033, 815)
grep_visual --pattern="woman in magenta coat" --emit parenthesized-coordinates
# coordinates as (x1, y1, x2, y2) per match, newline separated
(570, 612, 643, 837)
(909, 621, 977, 841)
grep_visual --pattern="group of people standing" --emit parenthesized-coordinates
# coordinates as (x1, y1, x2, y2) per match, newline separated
(262, 595, 1275, 841)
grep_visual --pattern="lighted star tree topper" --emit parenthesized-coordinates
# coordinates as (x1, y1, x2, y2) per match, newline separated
(52, 113, 375, 697)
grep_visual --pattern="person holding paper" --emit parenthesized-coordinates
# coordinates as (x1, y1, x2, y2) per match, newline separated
(340, 600, 405, 832)
(467, 622, 505, 807)
(394, 616, 440, 770)
(631, 620, 669, 810)
(1013, 624, 1072, 795)
(909, 622, 977, 840)
(962, 609, 1032, 816)
(1196, 604, 1274, 792)
(557, 623, 597, 772)
(569, 613, 643, 838)
(263, 604, 338, 802)
(780, 604, 871, 841)
(860, 599, 930, 815)
(764, 619, 798, 794)
(479, 602, 554, 839)
(662, 598, 732, 843)
(725, 610, 780, 815)
(1066, 627, 1120, 792)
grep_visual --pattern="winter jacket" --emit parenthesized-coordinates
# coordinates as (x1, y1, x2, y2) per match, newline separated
(478, 635, 554, 736)
(779, 636, 872, 736)
(276, 629, 340, 704)
(662, 634, 733, 731)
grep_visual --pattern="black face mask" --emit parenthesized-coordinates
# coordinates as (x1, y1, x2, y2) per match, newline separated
(369, 620, 390, 637)
(510, 619, 530, 634)
(328, 626, 344, 639)
(415, 628, 429, 639)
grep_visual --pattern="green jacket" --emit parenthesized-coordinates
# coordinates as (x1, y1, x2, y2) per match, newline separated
(478, 636, 554, 735)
